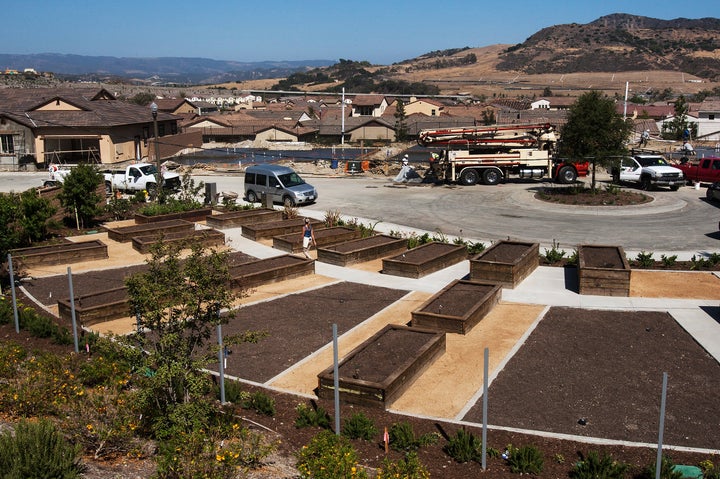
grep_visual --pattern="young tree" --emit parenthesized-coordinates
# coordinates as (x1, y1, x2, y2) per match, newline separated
(661, 95, 697, 140)
(560, 91, 632, 189)
(125, 241, 261, 437)
(19, 189, 56, 245)
(0, 193, 22, 259)
(56, 164, 104, 230)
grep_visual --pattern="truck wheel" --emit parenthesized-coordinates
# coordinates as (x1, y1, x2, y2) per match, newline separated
(283, 195, 296, 207)
(460, 169, 479, 186)
(640, 177, 652, 191)
(247, 190, 258, 203)
(557, 166, 577, 184)
(670, 185, 680, 191)
(482, 169, 501, 185)
(105, 182, 112, 196)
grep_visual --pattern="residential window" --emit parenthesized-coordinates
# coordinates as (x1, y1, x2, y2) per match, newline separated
(0, 134, 14, 154)
(159, 124, 166, 136)
(431, 109, 436, 116)
(710, 114, 716, 120)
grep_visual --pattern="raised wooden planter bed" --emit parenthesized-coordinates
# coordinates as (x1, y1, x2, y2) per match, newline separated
(382, 242, 467, 278)
(105, 219, 195, 243)
(272, 226, 361, 253)
(470, 240, 539, 288)
(228, 254, 314, 290)
(134, 207, 213, 224)
(205, 208, 283, 230)
(57, 287, 130, 326)
(317, 324, 446, 408)
(131, 228, 225, 253)
(317, 234, 407, 266)
(241, 218, 323, 241)
(578, 244, 631, 296)
(10, 239, 108, 268)
(411, 280, 502, 334)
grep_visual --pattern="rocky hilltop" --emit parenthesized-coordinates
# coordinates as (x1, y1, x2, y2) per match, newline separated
(497, 14, 720, 79)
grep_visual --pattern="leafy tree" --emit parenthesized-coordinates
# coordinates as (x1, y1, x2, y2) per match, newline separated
(661, 95, 697, 140)
(481, 108, 496, 125)
(542, 87, 553, 97)
(394, 99, 408, 141)
(128, 92, 156, 106)
(0, 193, 22, 259)
(125, 241, 261, 437)
(560, 91, 632, 189)
(19, 189, 56, 245)
(56, 164, 104, 230)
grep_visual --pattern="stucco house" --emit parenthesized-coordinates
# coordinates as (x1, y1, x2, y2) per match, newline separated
(0, 87, 181, 168)
(351, 95, 388, 117)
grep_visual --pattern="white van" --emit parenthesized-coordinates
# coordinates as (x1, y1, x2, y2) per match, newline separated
(244, 164, 317, 206)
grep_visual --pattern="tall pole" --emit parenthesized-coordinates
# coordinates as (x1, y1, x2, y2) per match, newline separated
(333, 323, 340, 435)
(150, 102, 162, 196)
(655, 372, 668, 479)
(217, 323, 226, 404)
(341, 88, 345, 146)
(67, 267, 79, 353)
(623, 81, 629, 121)
(7, 254, 19, 333)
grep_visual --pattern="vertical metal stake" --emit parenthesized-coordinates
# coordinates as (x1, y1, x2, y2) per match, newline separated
(655, 372, 668, 479)
(217, 323, 225, 404)
(7, 254, 19, 334)
(67, 267, 79, 353)
(333, 323, 340, 435)
(482, 347, 489, 470)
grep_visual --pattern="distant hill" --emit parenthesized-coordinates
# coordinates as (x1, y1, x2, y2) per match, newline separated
(497, 14, 720, 80)
(0, 53, 334, 84)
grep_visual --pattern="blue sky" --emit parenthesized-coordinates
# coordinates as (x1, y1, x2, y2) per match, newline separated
(3, 1, 718, 64)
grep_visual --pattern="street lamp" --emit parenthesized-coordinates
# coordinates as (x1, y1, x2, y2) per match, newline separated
(150, 102, 162, 198)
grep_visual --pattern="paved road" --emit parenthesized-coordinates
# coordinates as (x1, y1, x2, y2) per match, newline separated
(3, 170, 719, 257)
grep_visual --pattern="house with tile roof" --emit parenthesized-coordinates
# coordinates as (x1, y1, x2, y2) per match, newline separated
(154, 98, 199, 115)
(0, 87, 184, 168)
(351, 95, 388, 117)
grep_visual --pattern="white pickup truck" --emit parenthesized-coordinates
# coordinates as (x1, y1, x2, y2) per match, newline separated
(611, 154, 684, 191)
(45, 163, 181, 195)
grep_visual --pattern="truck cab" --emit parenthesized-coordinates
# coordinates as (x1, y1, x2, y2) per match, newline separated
(614, 154, 684, 191)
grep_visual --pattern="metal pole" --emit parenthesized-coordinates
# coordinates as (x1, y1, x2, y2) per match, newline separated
(150, 102, 162, 196)
(333, 323, 340, 435)
(217, 323, 225, 404)
(67, 267, 79, 353)
(481, 347, 489, 470)
(7, 254, 19, 333)
(341, 88, 345, 145)
(655, 372, 668, 479)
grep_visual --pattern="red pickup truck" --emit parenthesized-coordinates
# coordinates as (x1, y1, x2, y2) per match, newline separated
(674, 156, 720, 184)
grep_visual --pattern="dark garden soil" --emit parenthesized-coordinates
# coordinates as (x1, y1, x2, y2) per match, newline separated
(581, 245, 626, 268)
(325, 234, 400, 253)
(419, 281, 495, 317)
(394, 242, 465, 263)
(220, 281, 408, 383)
(463, 307, 720, 450)
(21, 251, 256, 307)
(535, 186, 652, 206)
(479, 242, 532, 263)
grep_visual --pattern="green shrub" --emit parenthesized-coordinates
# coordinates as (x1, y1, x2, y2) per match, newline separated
(642, 455, 683, 479)
(543, 240, 567, 264)
(341, 412, 377, 441)
(295, 403, 330, 429)
(388, 421, 438, 452)
(635, 251, 655, 268)
(507, 444, 544, 475)
(377, 451, 430, 479)
(444, 428, 482, 463)
(0, 419, 84, 478)
(296, 430, 367, 479)
(570, 451, 628, 479)
(221, 379, 246, 404)
(324, 209, 343, 227)
(567, 249, 579, 266)
(660, 254, 678, 267)
(690, 254, 710, 270)
(242, 391, 275, 417)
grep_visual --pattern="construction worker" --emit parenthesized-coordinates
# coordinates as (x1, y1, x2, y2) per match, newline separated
(393, 155, 413, 183)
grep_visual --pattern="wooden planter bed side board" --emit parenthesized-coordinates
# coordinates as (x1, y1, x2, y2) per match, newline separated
(577, 244, 631, 297)
(10, 239, 108, 268)
(316, 234, 408, 266)
(105, 219, 196, 243)
(411, 279, 502, 334)
(469, 240, 539, 288)
(317, 324, 446, 408)
(131, 228, 226, 254)
(228, 254, 315, 290)
(205, 208, 283, 229)
(382, 242, 468, 278)
(134, 207, 214, 224)
(272, 226, 361, 253)
(240, 218, 324, 241)
(57, 286, 130, 326)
